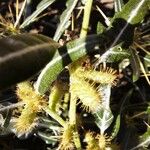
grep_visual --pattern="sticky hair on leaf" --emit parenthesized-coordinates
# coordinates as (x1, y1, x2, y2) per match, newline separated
(14, 105, 37, 134)
(59, 124, 74, 150)
(70, 75, 102, 112)
(15, 82, 47, 134)
(16, 82, 33, 101)
(16, 82, 46, 109)
(96, 134, 111, 150)
(76, 66, 118, 85)
(0, 13, 20, 35)
(84, 132, 99, 150)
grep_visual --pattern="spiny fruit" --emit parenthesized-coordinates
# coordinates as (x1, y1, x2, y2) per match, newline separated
(97, 134, 111, 150)
(70, 75, 102, 112)
(59, 124, 75, 150)
(85, 132, 99, 150)
(76, 66, 118, 85)
(15, 82, 47, 134)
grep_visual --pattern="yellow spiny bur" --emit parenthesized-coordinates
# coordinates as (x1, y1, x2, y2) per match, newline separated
(85, 132, 99, 150)
(14, 105, 37, 134)
(59, 124, 75, 150)
(0, 14, 20, 35)
(16, 82, 34, 102)
(70, 75, 102, 112)
(16, 82, 46, 108)
(76, 66, 117, 85)
(97, 134, 111, 150)
(15, 82, 47, 134)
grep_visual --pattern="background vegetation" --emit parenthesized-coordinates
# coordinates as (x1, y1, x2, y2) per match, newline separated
(0, 0, 149, 149)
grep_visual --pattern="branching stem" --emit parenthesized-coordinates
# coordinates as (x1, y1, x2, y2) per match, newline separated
(44, 107, 66, 127)
(80, 0, 93, 38)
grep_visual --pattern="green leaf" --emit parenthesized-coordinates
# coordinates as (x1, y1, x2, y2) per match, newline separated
(0, 103, 13, 136)
(114, 0, 124, 12)
(0, 34, 59, 90)
(36, 34, 103, 94)
(37, 131, 59, 144)
(112, 0, 149, 25)
(140, 126, 150, 142)
(0, 33, 129, 93)
(99, 0, 150, 65)
(143, 54, 150, 73)
(94, 85, 114, 134)
(131, 126, 150, 150)
(100, 43, 130, 63)
(130, 48, 141, 82)
(132, 138, 150, 150)
(53, 0, 79, 41)
(12, 0, 149, 94)
(111, 115, 121, 140)
(96, 21, 106, 34)
(101, 0, 149, 64)
(20, 0, 56, 28)
(120, 89, 133, 113)
(36, 30, 131, 94)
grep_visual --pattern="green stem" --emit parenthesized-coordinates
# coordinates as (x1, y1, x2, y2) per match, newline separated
(69, 1, 93, 148)
(69, 94, 76, 125)
(80, 0, 93, 38)
(69, 93, 81, 149)
(48, 81, 63, 111)
(73, 130, 82, 150)
(44, 107, 66, 127)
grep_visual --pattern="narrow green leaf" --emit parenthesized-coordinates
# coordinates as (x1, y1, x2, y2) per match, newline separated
(139, 127, 150, 144)
(100, 43, 130, 63)
(36, 0, 55, 9)
(0, 106, 12, 136)
(0, 32, 129, 93)
(24, 0, 150, 94)
(113, 0, 149, 25)
(94, 85, 114, 134)
(96, 21, 106, 34)
(37, 131, 59, 144)
(36, 34, 103, 94)
(106, 0, 149, 59)
(130, 48, 141, 82)
(53, 0, 79, 41)
(111, 115, 120, 140)
(143, 54, 150, 73)
(20, 0, 56, 28)
(99, 0, 150, 65)
(120, 89, 133, 113)
(131, 137, 150, 150)
(114, 0, 124, 12)
(0, 34, 60, 90)
(36, 33, 130, 94)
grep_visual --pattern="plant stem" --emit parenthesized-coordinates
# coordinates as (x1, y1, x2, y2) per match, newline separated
(48, 81, 63, 111)
(73, 130, 82, 150)
(80, 0, 93, 38)
(70, 1, 93, 148)
(69, 93, 81, 149)
(44, 107, 66, 127)
(14, 0, 27, 27)
(0, 101, 25, 112)
(69, 94, 76, 125)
